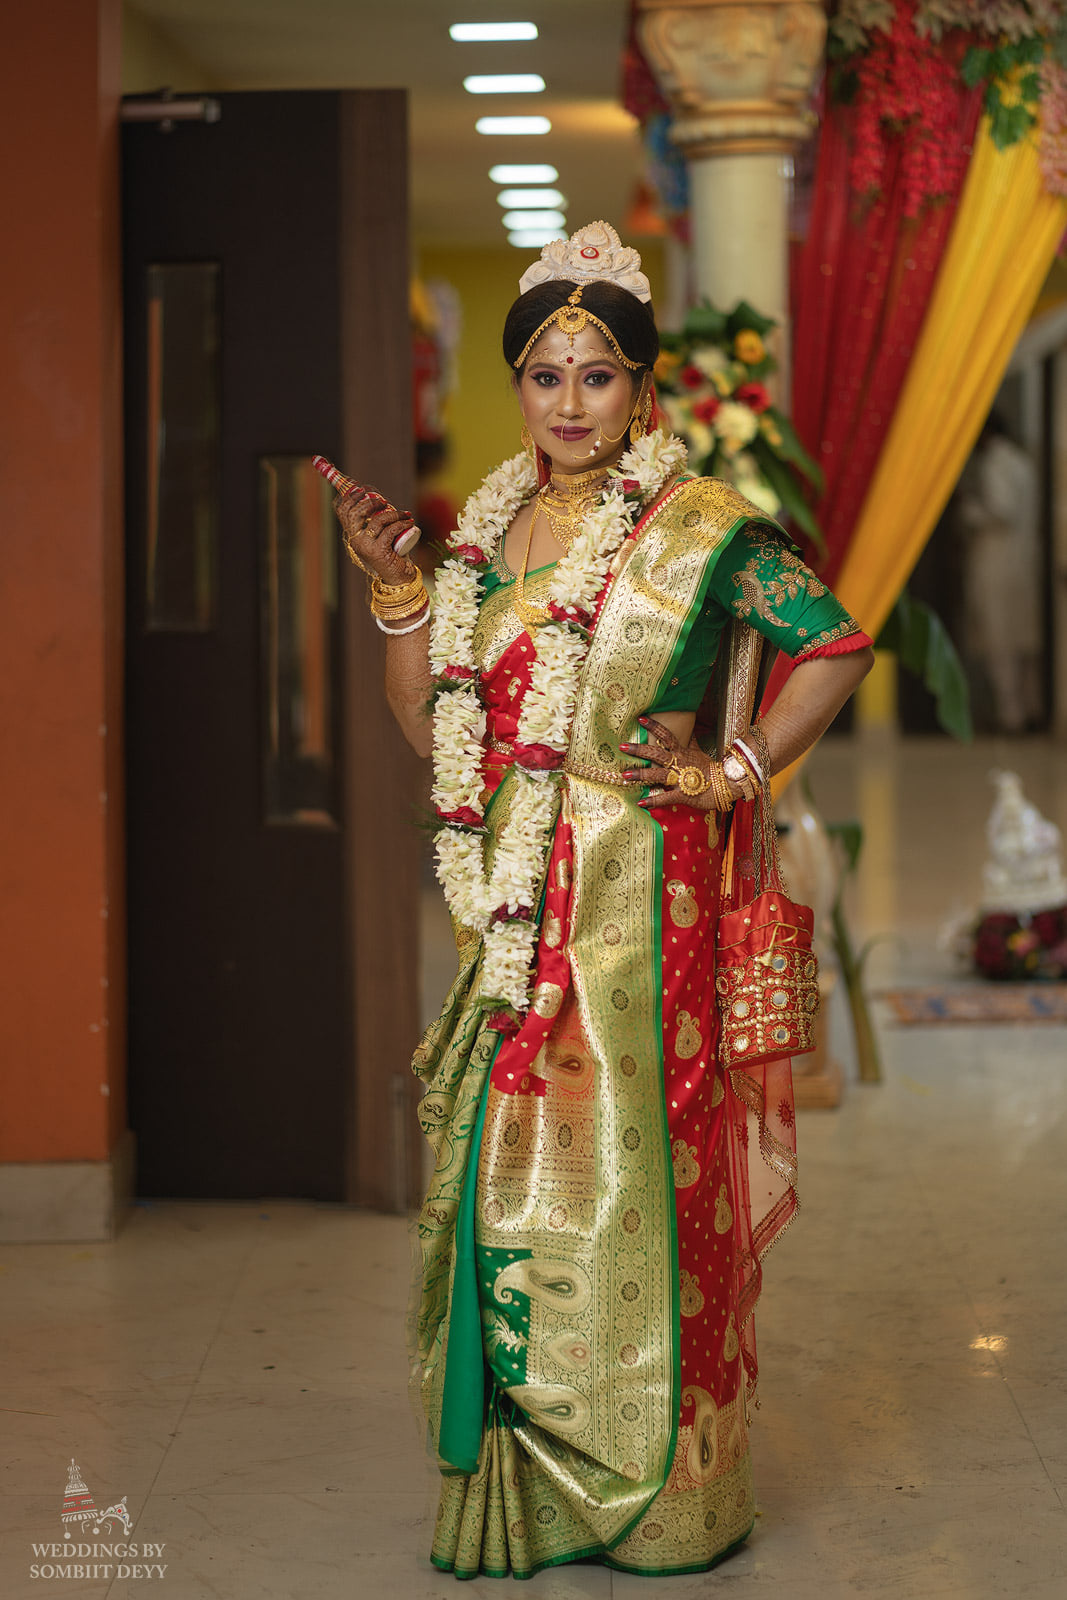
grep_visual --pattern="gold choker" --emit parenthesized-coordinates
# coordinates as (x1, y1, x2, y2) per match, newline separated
(538, 473, 610, 551)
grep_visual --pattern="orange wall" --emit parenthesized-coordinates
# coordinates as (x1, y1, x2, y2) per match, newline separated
(0, 1, 126, 1161)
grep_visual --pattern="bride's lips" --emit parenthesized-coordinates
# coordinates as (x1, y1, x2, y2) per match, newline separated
(551, 425, 593, 441)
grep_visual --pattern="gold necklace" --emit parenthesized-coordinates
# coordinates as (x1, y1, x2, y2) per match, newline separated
(514, 503, 552, 630)
(539, 468, 610, 551)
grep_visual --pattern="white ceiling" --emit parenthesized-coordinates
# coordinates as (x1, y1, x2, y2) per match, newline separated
(127, 0, 647, 248)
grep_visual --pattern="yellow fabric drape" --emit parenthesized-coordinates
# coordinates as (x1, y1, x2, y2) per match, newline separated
(834, 119, 1067, 638)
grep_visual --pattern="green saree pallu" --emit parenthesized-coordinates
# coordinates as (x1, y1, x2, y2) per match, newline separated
(411, 479, 805, 1579)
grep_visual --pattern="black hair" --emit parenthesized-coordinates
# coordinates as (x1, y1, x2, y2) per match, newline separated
(502, 279, 659, 374)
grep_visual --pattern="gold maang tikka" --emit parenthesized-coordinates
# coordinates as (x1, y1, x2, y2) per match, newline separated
(513, 285, 643, 372)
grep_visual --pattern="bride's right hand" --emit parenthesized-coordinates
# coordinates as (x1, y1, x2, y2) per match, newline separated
(334, 488, 420, 584)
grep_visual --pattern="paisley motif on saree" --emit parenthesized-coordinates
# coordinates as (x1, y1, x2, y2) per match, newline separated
(412, 483, 797, 1578)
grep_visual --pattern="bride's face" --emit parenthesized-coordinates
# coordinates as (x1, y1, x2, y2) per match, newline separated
(515, 323, 643, 475)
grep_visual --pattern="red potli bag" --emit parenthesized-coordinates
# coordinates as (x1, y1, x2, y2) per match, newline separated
(715, 731, 820, 1070)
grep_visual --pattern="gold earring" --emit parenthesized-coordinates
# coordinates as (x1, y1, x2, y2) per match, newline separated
(521, 422, 535, 458)
(629, 389, 652, 444)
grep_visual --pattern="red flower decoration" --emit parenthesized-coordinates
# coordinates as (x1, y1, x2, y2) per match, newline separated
(513, 741, 565, 771)
(436, 805, 484, 829)
(547, 600, 592, 629)
(486, 1008, 522, 1035)
(679, 364, 705, 390)
(692, 395, 721, 425)
(619, 477, 641, 497)
(735, 382, 771, 414)
(453, 543, 488, 566)
(847, 0, 969, 217)
(441, 663, 475, 684)
(490, 903, 532, 926)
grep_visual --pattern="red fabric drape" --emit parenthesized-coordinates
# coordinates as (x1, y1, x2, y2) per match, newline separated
(791, 83, 984, 590)
(760, 74, 984, 711)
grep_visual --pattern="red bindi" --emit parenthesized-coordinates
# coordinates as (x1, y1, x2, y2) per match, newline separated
(566, 356, 574, 364)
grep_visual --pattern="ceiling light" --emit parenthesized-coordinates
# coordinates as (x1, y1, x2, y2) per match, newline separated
(501, 209, 565, 230)
(476, 116, 551, 135)
(496, 188, 564, 209)
(489, 164, 558, 184)
(509, 229, 564, 248)
(450, 23, 538, 42)
(464, 74, 545, 94)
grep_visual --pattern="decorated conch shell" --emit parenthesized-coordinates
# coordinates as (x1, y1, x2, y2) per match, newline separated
(519, 221, 652, 303)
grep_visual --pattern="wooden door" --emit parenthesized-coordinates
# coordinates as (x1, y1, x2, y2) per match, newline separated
(122, 90, 424, 1206)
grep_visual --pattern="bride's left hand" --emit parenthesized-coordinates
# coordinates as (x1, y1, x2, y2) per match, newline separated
(619, 715, 721, 812)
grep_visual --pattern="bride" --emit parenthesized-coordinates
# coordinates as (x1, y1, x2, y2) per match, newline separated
(335, 222, 872, 1579)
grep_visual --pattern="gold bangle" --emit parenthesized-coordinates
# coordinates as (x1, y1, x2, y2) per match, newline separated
(370, 571, 427, 613)
(371, 592, 428, 622)
(708, 761, 735, 812)
(372, 564, 422, 598)
(372, 584, 427, 607)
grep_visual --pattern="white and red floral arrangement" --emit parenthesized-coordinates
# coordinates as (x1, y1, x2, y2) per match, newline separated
(429, 430, 687, 1028)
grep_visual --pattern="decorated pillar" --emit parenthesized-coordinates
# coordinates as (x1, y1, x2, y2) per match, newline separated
(637, 0, 826, 397)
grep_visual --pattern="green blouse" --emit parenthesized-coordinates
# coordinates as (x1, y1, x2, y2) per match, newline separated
(482, 513, 863, 716)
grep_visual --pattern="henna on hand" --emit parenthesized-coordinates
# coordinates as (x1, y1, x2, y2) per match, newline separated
(334, 488, 419, 584)
(618, 716, 749, 813)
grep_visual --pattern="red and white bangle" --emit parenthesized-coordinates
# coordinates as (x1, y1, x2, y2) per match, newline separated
(375, 607, 429, 636)
(730, 736, 764, 791)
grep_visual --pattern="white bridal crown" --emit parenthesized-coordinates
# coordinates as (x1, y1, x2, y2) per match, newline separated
(518, 221, 652, 304)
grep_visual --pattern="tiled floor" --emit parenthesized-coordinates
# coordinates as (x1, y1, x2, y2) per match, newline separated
(3, 737, 1067, 1598)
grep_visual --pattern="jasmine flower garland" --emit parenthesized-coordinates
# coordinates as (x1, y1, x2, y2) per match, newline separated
(429, 430, 688, 1024)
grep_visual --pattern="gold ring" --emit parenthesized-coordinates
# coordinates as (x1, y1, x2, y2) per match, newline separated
(674, 764, 710, 798)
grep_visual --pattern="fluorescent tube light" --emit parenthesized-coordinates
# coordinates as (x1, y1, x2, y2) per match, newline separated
(464, 74, 545, 94)
(496, 188, 564, 209)
(501, 209, 565, 230)
(450, 23, 538, 42)
(508, 229, 563, 247)
(476, 116, 551, 135)
(489, 164, 558, 183)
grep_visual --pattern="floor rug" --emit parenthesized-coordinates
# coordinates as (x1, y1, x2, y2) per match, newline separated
(878, 985, 1067, 1025)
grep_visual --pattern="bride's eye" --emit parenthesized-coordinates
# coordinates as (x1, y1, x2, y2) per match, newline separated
(585, 370, 615, 387)
(531, 370, 559, 387)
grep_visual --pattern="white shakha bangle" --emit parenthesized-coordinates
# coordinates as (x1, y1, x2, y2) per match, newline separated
(375, 609, 429, 636)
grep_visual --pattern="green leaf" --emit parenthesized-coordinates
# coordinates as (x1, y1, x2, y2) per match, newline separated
(751, 447, 826, 557)
(825, 818, 864, 876)
(726, 299, 778, 340)
(875, 591, 973, 742)
(1015, 36, 1045, 69)
(682, 301, 728, 343)
(761, 409, 825, 495)
(989, 99, 1036, 151)
(1018, 68, 1041, 107)
(961, 46, 992, 89)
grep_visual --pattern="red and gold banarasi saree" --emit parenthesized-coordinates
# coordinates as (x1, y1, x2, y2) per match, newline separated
(411, 478, 866, 1578)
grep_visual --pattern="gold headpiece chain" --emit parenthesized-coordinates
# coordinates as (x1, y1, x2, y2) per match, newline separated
(512, 286, 643, 372)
